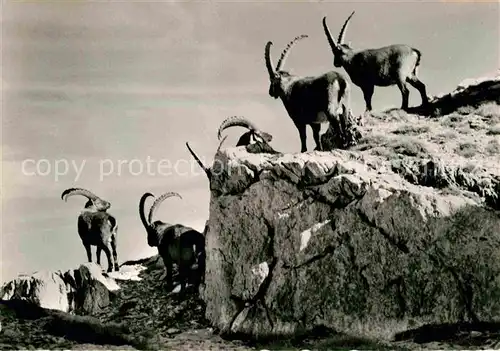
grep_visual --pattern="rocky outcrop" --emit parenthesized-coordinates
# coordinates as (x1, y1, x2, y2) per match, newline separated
(1, 263, 145, 315)
(202, 147, 500, 340)
(427, 75, 500, 116)
(390, 158, 500, 210)
(0, 299, 149, 349)
(0, 255, 259, 351)
(321, 106, 363, 150)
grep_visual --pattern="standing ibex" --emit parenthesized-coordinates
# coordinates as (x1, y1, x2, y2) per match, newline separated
(322, 11, 429, 112)
(61, 188, 119, 272)
(265, 34, 351, 152)
(139, 191, 205, 294)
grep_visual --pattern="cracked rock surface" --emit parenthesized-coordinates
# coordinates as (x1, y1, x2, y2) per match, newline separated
(0, 256, 253, 350)
(202, 146, 500, 341)
(1, 263, 122, 315)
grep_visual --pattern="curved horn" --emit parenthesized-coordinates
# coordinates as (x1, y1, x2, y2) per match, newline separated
(265, 41, 276, 78)
(186, 142, 211, 179)
(216, 135, 228, 153)
(139, 192, 154, 229)
(148, 192, 182, 225)
(61, 188, 99, 202)
(322, 16, 337, 52)
(275, 34, 308, 72)
(338, 11, 355, 45)
(217, 116, 260, 140)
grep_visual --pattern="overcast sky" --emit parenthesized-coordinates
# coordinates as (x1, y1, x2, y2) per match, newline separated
(1, 0, 498, 283)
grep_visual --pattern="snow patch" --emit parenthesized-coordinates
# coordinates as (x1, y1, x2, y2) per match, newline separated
(251, 262, 269, 284)
(300, 220, 331, 251)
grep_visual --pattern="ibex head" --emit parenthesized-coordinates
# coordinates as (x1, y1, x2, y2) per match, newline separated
(322, 11, 355, 68)
(264, 34, 309, 99)
(61, 188, 110, 211)
(147, 191, 182, 247)
(217, 116, 272, 144)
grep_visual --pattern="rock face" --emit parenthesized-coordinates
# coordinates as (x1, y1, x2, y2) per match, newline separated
(202, 147, 500, 340)
(428, 75, 500, 116)
(1, 263, 123, 315)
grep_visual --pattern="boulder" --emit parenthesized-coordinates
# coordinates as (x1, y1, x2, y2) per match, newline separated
(428, 76, 500, 116)
(201, 147, 500, 340)
(1, 270, 71, 312)
(1, 263, 120, 315)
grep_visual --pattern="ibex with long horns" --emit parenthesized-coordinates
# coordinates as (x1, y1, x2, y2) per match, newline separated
(139, 192, 205, 293)
(265, 34, 351, 152)
(61, 188, 119, 272)
(322, 11, 429, 112)
(217, 116, 272, 146)
(217, 116, 279, 154)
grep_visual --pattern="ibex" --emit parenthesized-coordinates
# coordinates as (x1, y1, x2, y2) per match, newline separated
(265, 34, 351, 152)
(217, 116, 279, 154)
(139, 191, 205, 293)
(322, 11, 429, 112)
(217, 116, 273, 146)
(61, 188, 119, 272)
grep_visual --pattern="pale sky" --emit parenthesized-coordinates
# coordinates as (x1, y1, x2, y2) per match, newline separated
(1, 0, 498, 283)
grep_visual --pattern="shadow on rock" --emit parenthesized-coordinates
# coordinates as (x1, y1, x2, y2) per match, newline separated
(0, 299, 158, 350)
(394, 321, 500, 346)
(222, 324, 387, 350)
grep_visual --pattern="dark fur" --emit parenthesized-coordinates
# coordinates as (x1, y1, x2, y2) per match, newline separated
(77, 210, 119, 273)
(246, 140, 281, 154)
(62, 189, 119, 273)
(266, 38, 351, 152)
(323, 14, 429, 111)
(158, 224, 206, 293)
(138, 193, 205, 294)
(236, 130, 272, 147)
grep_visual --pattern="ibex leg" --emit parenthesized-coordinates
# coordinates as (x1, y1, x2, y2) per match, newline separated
(311, 123, 323, 151)
(295, 123, 307, 152)
(102, 243, 114, 273)
(162, 254, 174, 292)
(407, 76, 429, 107)
(111, 236, 119, 271)
(96, 247, 102, 265)
(84, 243, 92, 263)
(361, 85, 374, 112)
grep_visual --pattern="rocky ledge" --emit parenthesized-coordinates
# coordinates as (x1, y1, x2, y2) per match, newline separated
(202, 145, 500, 341)
(2, 76, 499, 350)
